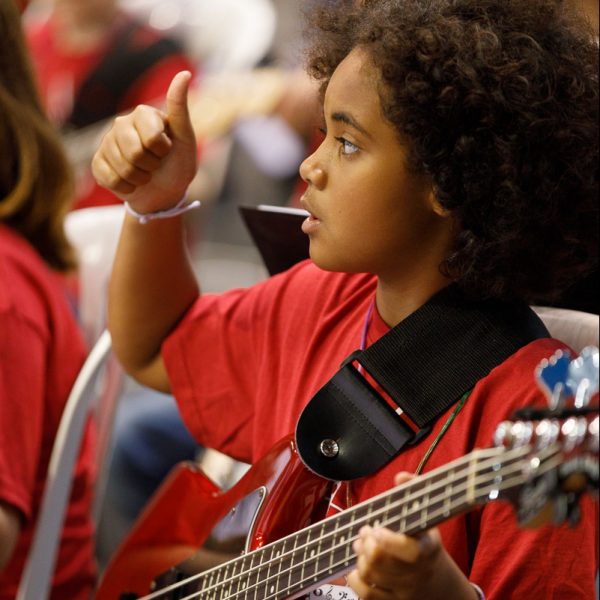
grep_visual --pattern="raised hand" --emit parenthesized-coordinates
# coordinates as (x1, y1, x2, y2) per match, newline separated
(91, 71, 198, 214)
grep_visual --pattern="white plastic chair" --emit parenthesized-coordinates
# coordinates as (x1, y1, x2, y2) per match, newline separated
(63, 205, 126, 347)
(17, 331, 117, 600)
(533, 306, 599, 352)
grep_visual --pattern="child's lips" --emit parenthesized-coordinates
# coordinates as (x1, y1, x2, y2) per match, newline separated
(301, 212, 321, 234)
(300, 196, 321, 233)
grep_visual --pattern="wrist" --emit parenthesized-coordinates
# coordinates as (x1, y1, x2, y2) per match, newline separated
(124, 196, 201, 224)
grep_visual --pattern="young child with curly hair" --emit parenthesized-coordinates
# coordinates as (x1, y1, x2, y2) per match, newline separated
(93, 0, 598, 597)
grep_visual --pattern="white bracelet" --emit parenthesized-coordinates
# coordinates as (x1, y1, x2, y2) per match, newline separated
(124, 196, 201, 224)
(471, 583, 485, 600)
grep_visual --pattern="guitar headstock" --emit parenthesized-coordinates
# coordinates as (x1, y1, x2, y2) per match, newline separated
(490, 347, 599, 528)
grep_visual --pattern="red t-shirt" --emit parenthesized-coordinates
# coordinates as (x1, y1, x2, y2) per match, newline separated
(163, 260, 598, 598)
(26, 14, 195, 210)
(0, 226, 95, 599)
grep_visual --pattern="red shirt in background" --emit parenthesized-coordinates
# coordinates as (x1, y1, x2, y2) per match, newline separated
(26, 13, 195, 210)
(0, 225, 95, 600)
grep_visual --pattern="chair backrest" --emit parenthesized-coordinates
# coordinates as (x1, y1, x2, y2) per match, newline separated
(533, 306, 599, 353)
(64, 205, 125, 346)
(17, 331, 117, 600)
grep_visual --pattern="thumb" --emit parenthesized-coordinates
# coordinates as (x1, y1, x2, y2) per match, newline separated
(394, 471, 415, 486)
(165, 70, 195, 142)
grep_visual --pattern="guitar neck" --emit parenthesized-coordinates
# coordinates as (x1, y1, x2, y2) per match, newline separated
(146, 443, 545, 600)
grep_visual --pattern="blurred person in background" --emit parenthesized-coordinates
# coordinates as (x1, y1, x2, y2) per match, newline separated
(0, 0, 95, 597)
(24, 0, 195, 209)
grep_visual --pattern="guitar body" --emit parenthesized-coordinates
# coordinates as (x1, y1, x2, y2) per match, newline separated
(96, 435, 332, 599)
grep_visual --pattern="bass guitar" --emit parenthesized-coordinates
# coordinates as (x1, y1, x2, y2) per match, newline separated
(97, 347, 599, 600)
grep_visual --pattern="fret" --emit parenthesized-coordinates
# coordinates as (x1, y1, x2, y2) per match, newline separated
(191, 570, 208, 597)
(286, 530, 302, 595)
(327, 517, 340, 576)
(299, 528, 319, 587)
(398, 486, 410, 532)
(420, 477, 432, 531)
(207, 565, 217, 598)
(236, 554, 250, 598)
(247, 550, 260, 600)
(214, 562, 225, 599)
(312, 522, 326, 582)
(466, 450, 479, 505)
(382, 489, 393, 529)
(328, 513, 355, 576)
(264, 542, 280, 598)
(443, 467, 455, 518)
(344, 509, 357, 568)
(256, 546, 275, 599)
(350, 502, 370, 540)
(220, 561, 231, 598)
(263, 545, 273, 598)
(407, 478, 427, 533)
(274, 538, 291, 598)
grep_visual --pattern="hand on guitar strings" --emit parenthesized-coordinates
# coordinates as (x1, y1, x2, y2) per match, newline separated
(347, 472, 450, 600)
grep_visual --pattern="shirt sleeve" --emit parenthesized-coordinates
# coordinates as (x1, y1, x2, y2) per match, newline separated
(0, 311, 46, 522)
(162, 277, 284, 462)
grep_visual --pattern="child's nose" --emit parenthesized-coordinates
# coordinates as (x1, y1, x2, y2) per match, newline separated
(299, 152, 326, 189)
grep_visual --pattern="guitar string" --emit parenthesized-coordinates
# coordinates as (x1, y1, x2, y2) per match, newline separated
(144, 445, 562, 600)
(137, 446, 507, 599)
(173, 449, 564, 600)
(177, 449, 566, 600)
(141, 444, 559, 600)
(140, 443, 559, 600)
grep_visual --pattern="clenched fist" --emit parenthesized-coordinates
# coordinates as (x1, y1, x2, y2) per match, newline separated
(91, 71, 198, 214)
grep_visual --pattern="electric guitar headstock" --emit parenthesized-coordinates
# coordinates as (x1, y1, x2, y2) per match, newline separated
(489, 346, 599, 528)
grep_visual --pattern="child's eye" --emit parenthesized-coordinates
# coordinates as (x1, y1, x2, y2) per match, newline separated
(337, 137, 359, 156)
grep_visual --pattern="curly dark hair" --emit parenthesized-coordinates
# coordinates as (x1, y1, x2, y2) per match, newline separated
(305, 0, 598, 303)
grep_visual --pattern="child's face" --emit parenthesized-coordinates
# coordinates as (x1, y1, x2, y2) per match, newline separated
(299, 47, 454, 281)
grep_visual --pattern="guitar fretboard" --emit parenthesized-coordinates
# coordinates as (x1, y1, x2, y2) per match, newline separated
(141, 443, 549, 600)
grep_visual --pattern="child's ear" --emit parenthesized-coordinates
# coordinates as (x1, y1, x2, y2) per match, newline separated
(428, 189, 451, 218)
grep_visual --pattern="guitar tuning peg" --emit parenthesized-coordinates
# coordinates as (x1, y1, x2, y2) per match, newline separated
(534, 419, 560, 450)
(493, 420, 514, 448)
(561, 417, 588, 453)
(511, 421, 534, 447)
(567, 346, 599, 408)
(535, 349, 573, 410)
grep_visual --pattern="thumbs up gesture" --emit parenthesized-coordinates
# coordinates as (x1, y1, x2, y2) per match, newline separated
(92, 71, 198, 214)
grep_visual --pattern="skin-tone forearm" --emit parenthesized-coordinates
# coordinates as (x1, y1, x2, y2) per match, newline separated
(107, 214, 198, 391)
(92, 71, 200, 390)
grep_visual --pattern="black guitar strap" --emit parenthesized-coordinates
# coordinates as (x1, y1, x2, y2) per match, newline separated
(65, 19, 185, 129)
(295, 285, 549, 480)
